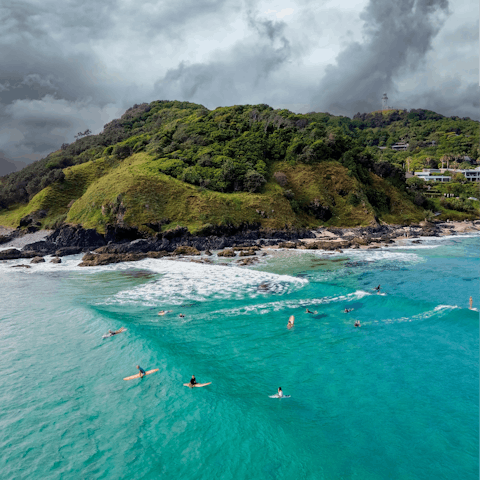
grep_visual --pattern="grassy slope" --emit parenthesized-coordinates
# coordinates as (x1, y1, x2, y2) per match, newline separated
(0, 152, 428, 233)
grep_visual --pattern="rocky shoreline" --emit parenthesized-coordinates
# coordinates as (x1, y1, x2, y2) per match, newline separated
(1, 220, 479, 267)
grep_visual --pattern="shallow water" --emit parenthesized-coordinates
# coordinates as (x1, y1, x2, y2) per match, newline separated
(1, 235, 478, 479)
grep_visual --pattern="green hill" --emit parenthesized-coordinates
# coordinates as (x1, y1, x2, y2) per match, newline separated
(0, 101, 477, 234)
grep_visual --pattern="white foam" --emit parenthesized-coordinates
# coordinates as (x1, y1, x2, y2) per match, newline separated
(434, 304, 460, 311)
(203, 290, 372, 318)
(100, 259, 308, 306)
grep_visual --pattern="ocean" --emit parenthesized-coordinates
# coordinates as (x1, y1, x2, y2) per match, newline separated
(1, 234, 478, 479)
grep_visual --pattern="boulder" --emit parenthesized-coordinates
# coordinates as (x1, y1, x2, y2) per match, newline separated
(30, 256, 45, 263)
(278, 242, 298, 249)
(237, 257, 259, 266)
(204, 250, 213, 256)
(0, 249, 39, 260)
(55, 246, 84, 257)
(47, 225, 105, 249)
(50, 257, 62, 263)
(217, 249, 236, 257)
(146, 251, 170, 259)
(173, 246, 201, 256)
(11, 264, 31, 268)
(78, 252, 147, 267)
(239, 250, 257, 257)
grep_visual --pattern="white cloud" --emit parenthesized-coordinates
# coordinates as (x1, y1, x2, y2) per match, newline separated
(276, 8, 294, 18)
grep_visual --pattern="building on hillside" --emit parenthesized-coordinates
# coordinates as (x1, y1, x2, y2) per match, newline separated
(414, 167, 480, 183)
(391, 142, 409, 151)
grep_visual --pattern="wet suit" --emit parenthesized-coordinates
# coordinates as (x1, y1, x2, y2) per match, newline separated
(138, 366, 146, 377)
(190, 377, 197, 386)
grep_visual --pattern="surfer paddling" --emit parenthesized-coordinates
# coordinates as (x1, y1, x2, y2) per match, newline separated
(344, 308, 353, 313)
(137, 365, 146, 378)
(287, 315, 295, 329)
(305, 309, 318, 314)
(354, 321, 361, 328)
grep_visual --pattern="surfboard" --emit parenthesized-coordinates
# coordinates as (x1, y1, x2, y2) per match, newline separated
(103, 327, 126, 338)
(287, 315, 295, 329)
(269, 394, 291, 398)
(183, 382, 212, 388)
(123, 368, 159, 381)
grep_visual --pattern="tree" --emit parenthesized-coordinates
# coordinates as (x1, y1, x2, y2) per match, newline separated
(406, 176, 425, 190)
(451, 173, 467, 184)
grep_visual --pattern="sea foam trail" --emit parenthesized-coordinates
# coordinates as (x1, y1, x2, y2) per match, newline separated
(99, 259, 308, 306)
(204, 290, 372, 319)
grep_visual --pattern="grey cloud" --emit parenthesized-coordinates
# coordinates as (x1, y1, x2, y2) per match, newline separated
(153, 10, 292, 107)
(311, 0, 450, 115)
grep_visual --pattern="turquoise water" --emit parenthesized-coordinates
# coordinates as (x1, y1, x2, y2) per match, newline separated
(1, 235, 478, 479)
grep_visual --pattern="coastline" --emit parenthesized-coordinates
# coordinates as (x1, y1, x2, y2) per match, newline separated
(1, 219, 479, 267)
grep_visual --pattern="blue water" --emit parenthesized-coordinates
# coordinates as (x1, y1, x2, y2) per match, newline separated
(1, 235, 478, 479)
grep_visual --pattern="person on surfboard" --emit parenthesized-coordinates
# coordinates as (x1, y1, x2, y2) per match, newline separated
(374, 285, 381, 292)
(137, 365, 146, 378)
(278, 387, 284, 397)
(354, 320, 361, 327)
(344, 308, 353, 313)
(189, 375, 197, 386)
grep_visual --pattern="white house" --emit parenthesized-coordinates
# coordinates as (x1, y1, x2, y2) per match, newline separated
(414, 167, 480, 183)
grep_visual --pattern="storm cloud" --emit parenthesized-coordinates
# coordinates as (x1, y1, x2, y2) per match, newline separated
(0, 0, 477, 174)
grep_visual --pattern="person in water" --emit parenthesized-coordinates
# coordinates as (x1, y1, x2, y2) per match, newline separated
(278, 387, 284, 397)
(179, 314, 185, 318)
(374, 285, 381, 292)
(137, 365, 146, 378)
(287, 315, 295, 329)
(190, 375, 197, 386)
(108, 329, 117, 336)
(344, 308, 352, 313)
(354, 321, 361, 327)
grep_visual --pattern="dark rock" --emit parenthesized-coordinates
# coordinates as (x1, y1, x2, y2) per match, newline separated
(204, 250, 212, 256)
(11, 264, 31, 268)
(239, 250, 256, 257)
(173, 246, 200, 256)
(78, 252, 147, 267)
(237, 257, 259, 266)
(47, 225, 106, 249)
(278, 242, 298, 249)
(19, 210, 48, 227)
(30, 256, 45, 263)
(146, 251, 170, 259)
(22, 241, 57, 254)
(0, 249, 38, 260)
(55, 246, 84, 257)
(217, 249, 236, 257)
(273, 172, 288, 187)
(50, 257, 62, 263)
(308, 199, 332, 221)
(105, 224, 144, 243)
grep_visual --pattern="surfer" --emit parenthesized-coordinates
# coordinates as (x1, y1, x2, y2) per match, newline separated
(137, 365, 146, 378)
(179, 313, 185, 318)
(189, 375, 197, 386)
(374, 285, 381, 292)
(354, 320, 361, 327)
(287, 315, 295, 329)
(278, 387, 284, 397)
(344, 308, 352, 313)
(469, 296, 473, 309)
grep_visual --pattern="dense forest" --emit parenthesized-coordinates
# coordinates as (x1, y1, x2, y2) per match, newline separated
(0, 101, 478, 231)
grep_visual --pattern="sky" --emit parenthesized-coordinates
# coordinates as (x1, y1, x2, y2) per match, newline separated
(0, 0, 478, 174)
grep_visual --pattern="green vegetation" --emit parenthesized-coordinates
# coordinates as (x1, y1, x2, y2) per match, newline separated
(1, 101, 478, 233)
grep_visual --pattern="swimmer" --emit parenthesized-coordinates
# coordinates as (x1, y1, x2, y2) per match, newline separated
(287, 315, 295, 329)
(354, 321, 361, 328)
(179, 314, 185, 318)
